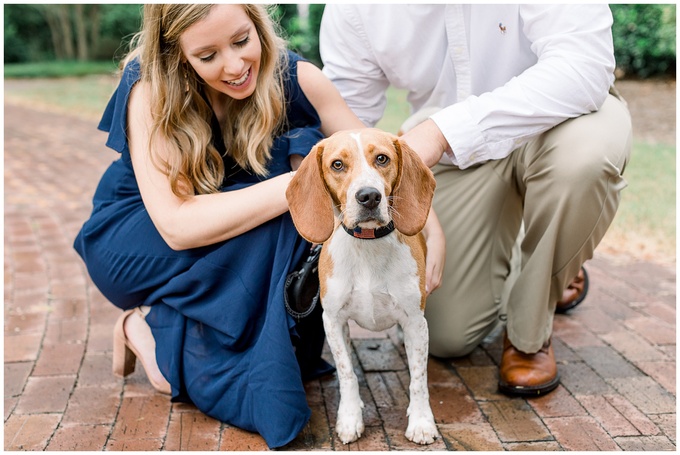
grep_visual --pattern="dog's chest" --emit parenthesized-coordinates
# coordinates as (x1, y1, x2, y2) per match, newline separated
(324, 232, 421, 330)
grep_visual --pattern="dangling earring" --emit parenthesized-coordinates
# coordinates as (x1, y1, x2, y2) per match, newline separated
(184, 67, 190, 93)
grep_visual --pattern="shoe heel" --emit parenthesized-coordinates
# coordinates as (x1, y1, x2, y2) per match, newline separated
(112, 311, 137, 377)
(113, 339, 136, 377)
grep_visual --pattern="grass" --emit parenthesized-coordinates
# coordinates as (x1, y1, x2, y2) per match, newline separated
(4, 77, 674, 261)
(602, 141, 676, 261)
(4, 60, 119, 79)
(375, 87, 412, 134)
(4, 73, 119, 121)
(618, 142, 675, 237)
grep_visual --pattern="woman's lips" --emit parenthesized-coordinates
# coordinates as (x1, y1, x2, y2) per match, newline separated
(225, 68, 251, 87)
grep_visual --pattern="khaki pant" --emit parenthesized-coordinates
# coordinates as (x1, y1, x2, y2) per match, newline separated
(426, 93, 632, 357)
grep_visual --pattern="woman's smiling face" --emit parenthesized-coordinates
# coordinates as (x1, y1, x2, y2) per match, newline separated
(180, 4, 262, 102)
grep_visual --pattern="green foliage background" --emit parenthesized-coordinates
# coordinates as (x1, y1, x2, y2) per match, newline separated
(4, 4, 142, 63)
(611, 4, 676, 77)
(4, 4, 676, 79)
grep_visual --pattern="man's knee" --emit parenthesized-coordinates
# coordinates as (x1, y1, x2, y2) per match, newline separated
(425, 293, 499, 358)
(553, 139, 625, 189)
(545, 95, 632, 181)
(427, 324, 493, 358)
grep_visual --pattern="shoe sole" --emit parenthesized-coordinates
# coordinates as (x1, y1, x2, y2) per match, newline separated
(555, 267, 589, 314)
(498, 373, 561, 397)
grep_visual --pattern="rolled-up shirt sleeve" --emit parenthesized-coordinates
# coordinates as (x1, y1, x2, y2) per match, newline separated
(432, 4, 615, 168)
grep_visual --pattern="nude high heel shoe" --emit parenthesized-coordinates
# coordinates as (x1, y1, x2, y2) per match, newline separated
(112, 307, 172, 395)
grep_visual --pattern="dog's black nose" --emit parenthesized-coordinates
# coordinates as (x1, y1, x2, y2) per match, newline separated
(355, 187, 382, 209)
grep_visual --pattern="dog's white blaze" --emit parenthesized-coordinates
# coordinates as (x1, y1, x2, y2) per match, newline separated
(351, 132, 378, 184)
(349, 132, 382, 187)
(344, 132, 389, 228)
(349, 132, 363, 153)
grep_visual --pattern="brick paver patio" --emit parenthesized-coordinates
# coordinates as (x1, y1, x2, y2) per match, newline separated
(4, 103, 676, 450)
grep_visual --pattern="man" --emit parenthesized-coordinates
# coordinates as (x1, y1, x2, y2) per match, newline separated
(320, 4, 631, 396)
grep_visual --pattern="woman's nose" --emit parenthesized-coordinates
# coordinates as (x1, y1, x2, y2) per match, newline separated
(222, 53, 246, 77)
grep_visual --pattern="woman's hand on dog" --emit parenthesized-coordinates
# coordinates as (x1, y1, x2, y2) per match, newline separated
(422, 208, 445, 295)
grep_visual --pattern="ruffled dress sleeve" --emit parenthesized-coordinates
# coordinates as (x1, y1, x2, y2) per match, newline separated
(98, 59, 142, 156)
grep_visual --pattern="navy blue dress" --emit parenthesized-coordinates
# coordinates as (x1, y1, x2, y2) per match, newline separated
(74, 51, 324, 448)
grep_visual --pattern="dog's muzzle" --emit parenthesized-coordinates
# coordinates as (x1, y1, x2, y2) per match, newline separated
(351, 186, 389, 226)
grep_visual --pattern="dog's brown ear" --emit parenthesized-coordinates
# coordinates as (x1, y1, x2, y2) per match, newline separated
(391, 138, 437, 235)
(286, 142, 336, 244)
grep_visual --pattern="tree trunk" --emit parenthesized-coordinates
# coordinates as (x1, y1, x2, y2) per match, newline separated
(55, 5, 75, 60)
(37, 5, 76, 60)
(88, 4, 101, 59)
(73, 4, 88, 61)
(41, 7, 65, 60)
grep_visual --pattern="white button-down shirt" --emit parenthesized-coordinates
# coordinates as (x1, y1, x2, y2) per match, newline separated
(320, 4, 616, 168)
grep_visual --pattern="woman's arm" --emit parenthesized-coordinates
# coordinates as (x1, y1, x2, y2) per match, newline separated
(296, 61, 366, 135)
(420, 207, 445, 295)
(128, 81, 294, 251)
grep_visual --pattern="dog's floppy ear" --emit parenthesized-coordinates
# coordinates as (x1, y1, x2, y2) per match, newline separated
(391, 138, 437, 235)
(286, 142, 336, 244)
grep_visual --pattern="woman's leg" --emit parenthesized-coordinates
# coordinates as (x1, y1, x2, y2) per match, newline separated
(144, 215, 313, 448)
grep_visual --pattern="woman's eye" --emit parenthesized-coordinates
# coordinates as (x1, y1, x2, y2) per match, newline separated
(331, 160, 344, 171)
(234, 36, 250, 48)
(199, 54, 215, 63)
(376, 154, 390, 166)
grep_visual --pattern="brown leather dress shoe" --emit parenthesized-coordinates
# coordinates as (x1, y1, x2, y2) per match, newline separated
(555, 266, 589, 314)
(498, 333, 559, 397)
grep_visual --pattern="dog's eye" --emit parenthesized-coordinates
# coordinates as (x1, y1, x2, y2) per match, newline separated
(331, 160, 344, 171)
(376, 154, 390, 166)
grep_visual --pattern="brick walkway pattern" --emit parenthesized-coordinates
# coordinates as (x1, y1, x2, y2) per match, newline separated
(4, 104, 676, 451)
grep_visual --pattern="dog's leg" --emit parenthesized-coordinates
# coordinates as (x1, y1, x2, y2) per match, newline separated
(401, 314, 438, 444)
(322, 311, 364, 444)
(342, 322, 351, 353)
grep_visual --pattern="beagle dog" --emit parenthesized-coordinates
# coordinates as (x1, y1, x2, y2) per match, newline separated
(286, 129, 438, 445)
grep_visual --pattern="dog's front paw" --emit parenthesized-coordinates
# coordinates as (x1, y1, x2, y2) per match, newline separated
(336, 401, 364, 444)
(405, 417, 438, 445)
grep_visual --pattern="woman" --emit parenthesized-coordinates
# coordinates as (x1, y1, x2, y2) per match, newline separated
(74, 4, 444, 448)
(73, 4, 367, 447)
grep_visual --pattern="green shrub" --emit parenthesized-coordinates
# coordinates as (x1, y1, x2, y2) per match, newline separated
(96, 4, 143, 60)
(611, 4, 676, 78)
(273, 4, 325, 68)
(4, 5, 54, 63)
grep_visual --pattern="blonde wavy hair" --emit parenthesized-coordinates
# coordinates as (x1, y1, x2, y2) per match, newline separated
(124, 4, 288, 196)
